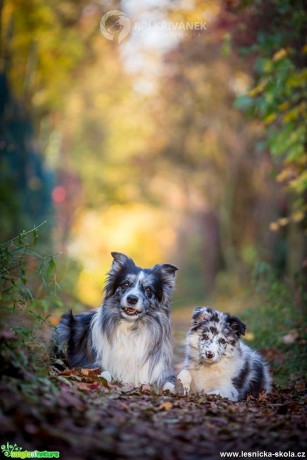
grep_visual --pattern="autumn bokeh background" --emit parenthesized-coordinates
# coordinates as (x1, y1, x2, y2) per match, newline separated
(1, 0, 306, 312)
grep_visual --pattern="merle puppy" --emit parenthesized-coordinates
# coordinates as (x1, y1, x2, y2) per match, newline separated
(177, 307, 271, 401)
(53, 252, 178, 390)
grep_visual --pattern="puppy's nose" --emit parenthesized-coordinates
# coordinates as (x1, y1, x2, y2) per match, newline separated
(127, 295, 138, 305)
(205, 351, 215, 359)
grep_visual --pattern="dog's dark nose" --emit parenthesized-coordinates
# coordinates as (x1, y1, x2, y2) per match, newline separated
(205, 351, 215, 359)
(127, 295, 138, 305)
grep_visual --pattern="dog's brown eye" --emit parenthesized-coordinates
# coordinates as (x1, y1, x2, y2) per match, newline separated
(145, 287, 153, 297)
(219, 338, 226, 344)
(203, 334, 209, 340)
(122, 281, 130, 289)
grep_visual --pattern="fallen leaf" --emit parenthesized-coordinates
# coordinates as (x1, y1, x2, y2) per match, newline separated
(78, 382, 91, 391)
(141, 384, 152, 393)
(58, 369, 74, 376)
(159, 401, 173, 411)
(0, 330, 18, 340)
(282, 331, 298, 344)
(81, 369, 91, 376)
(295, 381, 305, 392)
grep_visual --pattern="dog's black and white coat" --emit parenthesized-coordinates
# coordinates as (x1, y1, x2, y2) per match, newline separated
(177, 307, 271, 401)
(53, 252, 178, 390)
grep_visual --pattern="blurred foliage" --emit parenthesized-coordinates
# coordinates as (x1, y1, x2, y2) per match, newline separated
(228, 0, 307, 228)
(0, 225, 61, 378)
(1, 0, 306, 306)
(0, 73, 54, 240)
(1, 0, 95, 113)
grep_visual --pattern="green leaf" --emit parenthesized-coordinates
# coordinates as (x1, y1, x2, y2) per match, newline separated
(33, 229, 38, 247)
(47, 257, 56, 276)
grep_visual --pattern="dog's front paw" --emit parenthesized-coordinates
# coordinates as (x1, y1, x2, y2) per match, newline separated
(163, 381, 176, 393)
(207, 388, 238, 401)
(177, 369, 192, 396)
(99, 370, 112, 382)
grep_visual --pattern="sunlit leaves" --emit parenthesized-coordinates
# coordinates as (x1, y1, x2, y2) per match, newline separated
(234, 0, 307, 224)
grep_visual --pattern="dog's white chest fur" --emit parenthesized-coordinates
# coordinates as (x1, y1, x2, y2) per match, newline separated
(190, 357, 241, 394)
(94, 321, 163, 386)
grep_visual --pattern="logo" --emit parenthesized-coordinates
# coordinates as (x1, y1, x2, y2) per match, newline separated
(1, 442, 60, 458)
(100, 10, 131, 44)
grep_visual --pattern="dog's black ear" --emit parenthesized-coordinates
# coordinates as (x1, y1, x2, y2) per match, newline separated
(153, 263, 179, 284)
(192, 307, 211, 324)
(111, 252, 132, 272)
(226, 314, 246, 337)
(152, 263, 179, 306)
(159, 264, 179, 277)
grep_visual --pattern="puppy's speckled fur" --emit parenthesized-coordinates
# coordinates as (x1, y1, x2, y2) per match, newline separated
(178, 307, 271, 401)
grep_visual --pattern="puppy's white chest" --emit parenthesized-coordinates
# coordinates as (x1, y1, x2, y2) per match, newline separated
(190, 359, 237, 393)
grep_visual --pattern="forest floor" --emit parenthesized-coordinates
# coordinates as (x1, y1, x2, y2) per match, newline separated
(0, 310, 306, 460)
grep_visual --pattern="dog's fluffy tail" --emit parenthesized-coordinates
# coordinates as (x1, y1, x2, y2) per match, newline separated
(50, 310, 74, 366)
(51, 310, 97, 368)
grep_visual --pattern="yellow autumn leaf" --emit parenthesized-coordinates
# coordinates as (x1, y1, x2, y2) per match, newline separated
(244, 332, 254, 341)
(291, 211, 304, 223)
(282, 103, 306, 123)
(272, 48, 287, 61)
(248, 82, 266, 97)
(264, 113, 277, 125)
(278, 101, 290, 111)
(289, 170, 307, 193)
(276, 169, 291, 183)
(269, 222, 279, 232)
(278, 217, 289, 226)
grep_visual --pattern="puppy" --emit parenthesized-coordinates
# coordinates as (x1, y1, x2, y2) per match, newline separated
(53, 252, 178, 390)
(177, 307, 271, 401)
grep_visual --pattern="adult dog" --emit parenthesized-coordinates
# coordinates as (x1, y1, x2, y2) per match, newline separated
(53, 252, 178, 390)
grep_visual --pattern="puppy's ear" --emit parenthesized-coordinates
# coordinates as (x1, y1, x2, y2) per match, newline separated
(226, 314, 246, 337)
(111, 252, 132, 272)
(192, 307, 211, 324)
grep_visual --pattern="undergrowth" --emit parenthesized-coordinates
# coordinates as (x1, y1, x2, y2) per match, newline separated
(241, 262, 307, 386)
(0, 223, 61, 381)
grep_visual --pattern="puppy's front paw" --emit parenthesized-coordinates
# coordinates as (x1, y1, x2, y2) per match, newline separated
(207, 388, 238, 401)
(163, 381, 176, 393)
(99, 370, 112, 382)
(177, 369, 192, 395)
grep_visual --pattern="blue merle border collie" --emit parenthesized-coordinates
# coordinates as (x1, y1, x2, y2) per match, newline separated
(53, 252, 178, 390)
(177, 307, 271, 401)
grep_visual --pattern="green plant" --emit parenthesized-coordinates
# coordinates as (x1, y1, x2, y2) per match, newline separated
(241, 262, 307, 385)
(0, 223, 61, 379)
(232, 0, 307, 228)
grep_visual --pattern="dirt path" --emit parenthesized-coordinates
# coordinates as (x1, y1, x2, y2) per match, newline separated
(0, 315, 306, 460)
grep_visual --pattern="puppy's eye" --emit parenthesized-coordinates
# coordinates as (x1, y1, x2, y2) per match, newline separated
(145, 287, 153, 297)
(121, 281, 130, 289)
(202, 334, 209, 340)
(219, 338, 226, 344)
